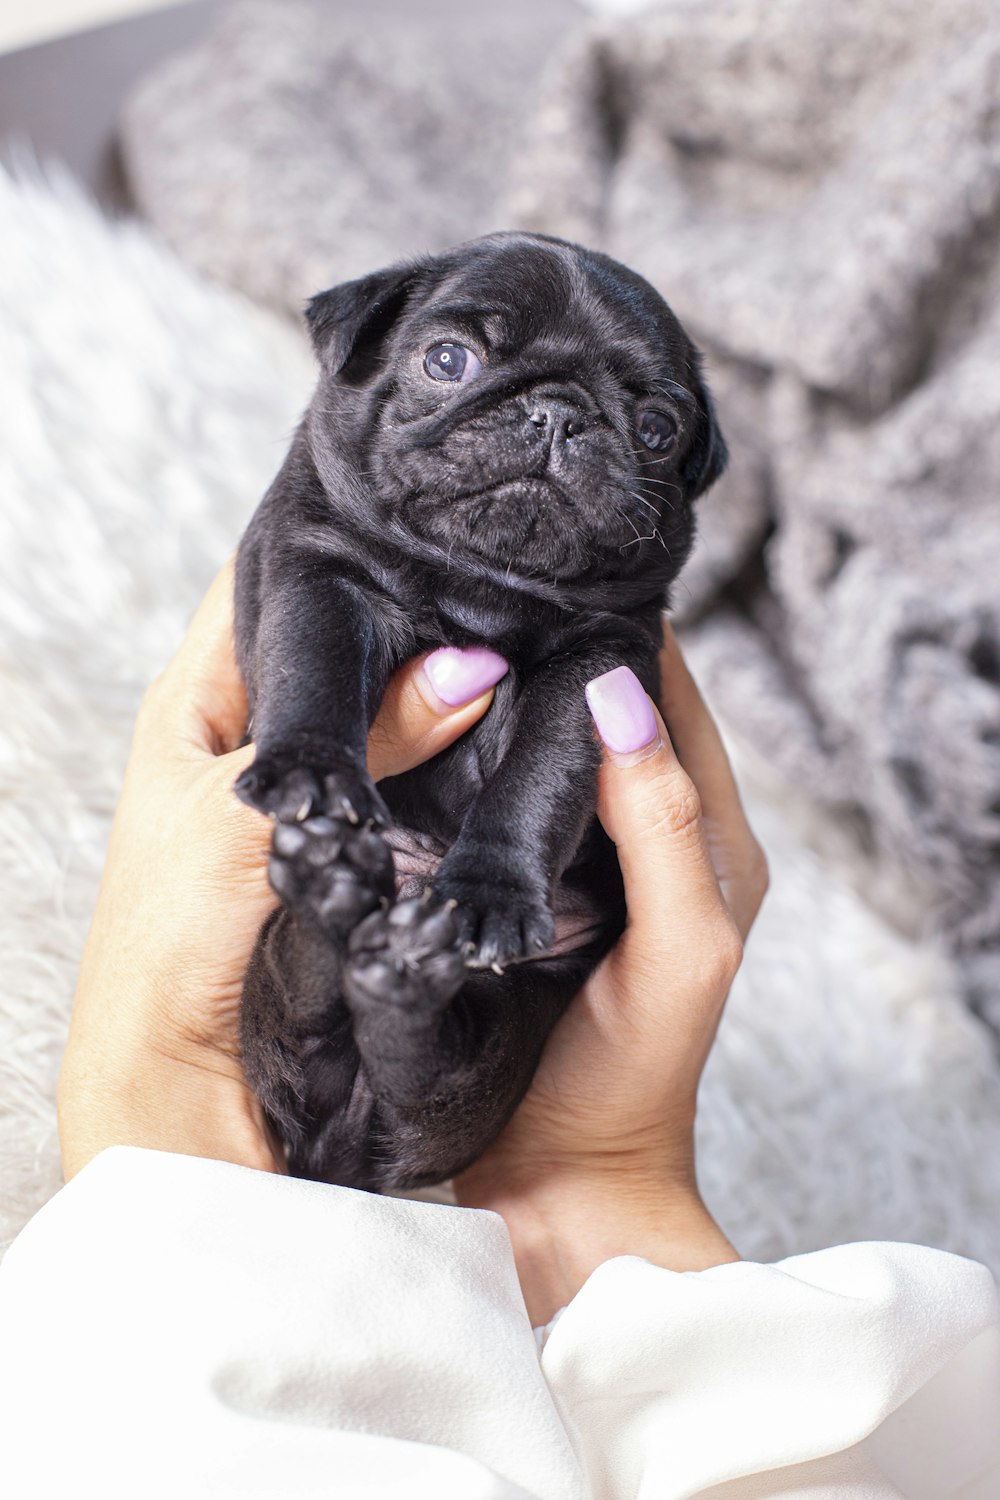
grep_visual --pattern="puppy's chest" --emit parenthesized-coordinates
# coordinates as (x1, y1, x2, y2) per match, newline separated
(424, 589, 567, 668)
(382, 672, 521, 829)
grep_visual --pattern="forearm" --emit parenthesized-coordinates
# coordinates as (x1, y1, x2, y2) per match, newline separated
(443, 657, 615, 893)
(455, 1159, 739, 1328)
(241, 558, 385, 759)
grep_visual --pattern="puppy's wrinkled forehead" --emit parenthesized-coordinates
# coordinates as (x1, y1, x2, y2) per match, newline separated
(304, 231, 727, 575)
(402, 235, 686, 383)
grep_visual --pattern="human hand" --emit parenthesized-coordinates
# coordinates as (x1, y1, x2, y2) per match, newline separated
(58, 559, 506, 1180)
(454, 627, 768, 1324)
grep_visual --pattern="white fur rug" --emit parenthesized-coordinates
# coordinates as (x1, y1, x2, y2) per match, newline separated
(2, 165, 998, 1274)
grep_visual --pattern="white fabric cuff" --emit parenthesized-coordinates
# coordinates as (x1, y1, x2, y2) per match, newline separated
(1, 1146, 998, 1500)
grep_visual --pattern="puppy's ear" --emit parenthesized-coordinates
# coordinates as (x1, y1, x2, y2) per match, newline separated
(682, 357, 728, 500)
(305, 262, 422, 376)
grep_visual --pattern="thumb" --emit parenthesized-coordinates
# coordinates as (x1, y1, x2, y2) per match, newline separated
(586, 666, 727, 948)
(368, 646, 509, 781)
(156, 556, 250, 756)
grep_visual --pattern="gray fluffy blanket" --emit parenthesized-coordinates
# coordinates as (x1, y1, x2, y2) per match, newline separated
(121, 0, 1000, 1023)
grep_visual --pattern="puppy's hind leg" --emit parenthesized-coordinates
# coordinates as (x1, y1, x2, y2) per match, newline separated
(341, 896, 469, 1109)
(347, 959, 587, 1190)
(239, 806, 395, 1158)
(244, 799, 478, 1186)
(242, 906, 391, 1183)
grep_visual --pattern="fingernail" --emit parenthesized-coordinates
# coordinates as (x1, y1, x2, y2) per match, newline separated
(585, 665, 658, 755)
(422, 646, 509, 708)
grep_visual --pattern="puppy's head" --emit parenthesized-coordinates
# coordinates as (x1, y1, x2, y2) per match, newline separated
(305, 232, 726, 585)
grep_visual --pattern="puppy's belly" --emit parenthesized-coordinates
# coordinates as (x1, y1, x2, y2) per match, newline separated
(384, 825, 605, 959)
(384, 824, 449, 898)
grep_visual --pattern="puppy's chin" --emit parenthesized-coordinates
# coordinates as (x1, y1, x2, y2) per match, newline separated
(403, 475, 631, 579)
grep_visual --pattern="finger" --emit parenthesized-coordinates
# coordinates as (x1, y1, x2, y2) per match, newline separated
(144, 557, 249, 757)
(203, 745, 279, 896)
(658, 624, 745, 831)
(368, 647, 508, 781)
(659, 626, 768, 935)
(585, 666, 736, 961)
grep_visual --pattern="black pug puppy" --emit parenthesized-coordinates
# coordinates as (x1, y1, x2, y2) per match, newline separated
(233, 231, 726, 1190)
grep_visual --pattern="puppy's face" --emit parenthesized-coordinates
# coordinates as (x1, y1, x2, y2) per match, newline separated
(306, 233, 726, 582)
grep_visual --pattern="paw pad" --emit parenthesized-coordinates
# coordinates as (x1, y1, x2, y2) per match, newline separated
(343, 897, 467, 1014)
(268, 813, 394, 937)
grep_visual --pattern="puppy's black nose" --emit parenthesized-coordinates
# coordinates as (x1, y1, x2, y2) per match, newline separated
(528, 398, 588, 442)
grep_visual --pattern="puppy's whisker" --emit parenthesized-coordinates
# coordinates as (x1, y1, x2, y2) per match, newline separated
(620, 513, 647, 549)
(635, 474, 681, 492)
(621, 499, 669, 553)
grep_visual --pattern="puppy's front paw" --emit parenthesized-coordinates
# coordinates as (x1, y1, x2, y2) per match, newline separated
(268, 815, 394, 937)
(234, 745, 389, 829)
(433, 854, 555, 971)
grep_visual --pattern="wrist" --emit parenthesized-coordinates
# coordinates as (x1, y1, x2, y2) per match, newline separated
(455, 1157, 738, 1327)
(58, 1050, 285, 1180)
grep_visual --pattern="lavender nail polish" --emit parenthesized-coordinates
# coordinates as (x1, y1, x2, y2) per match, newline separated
(585, 665, 658, 754)
(423, 646, 509, 707)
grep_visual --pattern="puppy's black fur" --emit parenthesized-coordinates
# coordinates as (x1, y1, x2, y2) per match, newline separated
(234, 232, 726, 1189)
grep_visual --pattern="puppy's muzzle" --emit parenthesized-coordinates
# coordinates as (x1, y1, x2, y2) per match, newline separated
(528, 396, 589, 446)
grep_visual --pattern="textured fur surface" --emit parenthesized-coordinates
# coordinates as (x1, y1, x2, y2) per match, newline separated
(2, 167, 999, 1274)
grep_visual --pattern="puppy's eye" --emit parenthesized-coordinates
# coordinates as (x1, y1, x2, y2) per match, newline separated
(637, 409, 677, 453)
(424, 343, 482, 383)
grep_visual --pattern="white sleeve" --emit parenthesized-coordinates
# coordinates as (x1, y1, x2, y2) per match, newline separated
(1, 1147, 997, 1500)
(0, 1147, 576, 1500)
(538, 1247, 1000, 1499)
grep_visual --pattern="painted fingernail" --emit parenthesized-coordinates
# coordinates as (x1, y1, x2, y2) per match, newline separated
(585, 665, 658, 754)
(423, 646, 509, 708)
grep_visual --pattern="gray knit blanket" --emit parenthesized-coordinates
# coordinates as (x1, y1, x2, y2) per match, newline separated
(121, 0, 1000, 1025)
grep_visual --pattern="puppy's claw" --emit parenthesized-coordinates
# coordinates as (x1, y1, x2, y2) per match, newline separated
(490, 961, 505, 976)
(294, 798, 313, 823)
